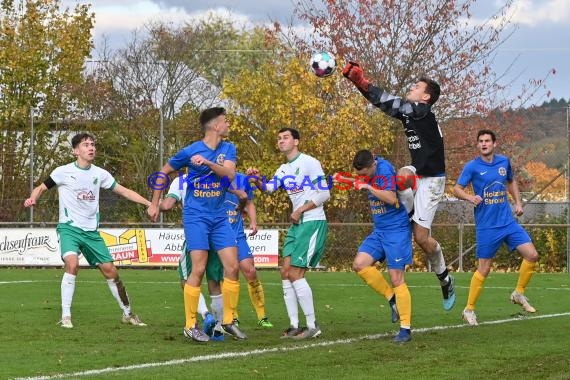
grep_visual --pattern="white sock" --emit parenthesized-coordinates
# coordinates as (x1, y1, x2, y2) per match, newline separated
(197, 293, 209, 319)
(292, 278, 316, 329)
(106, 279, 131, 316)
(429, 243, 447, 278)
(397, 188, 414, 214)
(282, 280, 299, 328)
(61, 272, 76, 318)
(210, 294, 223, 323)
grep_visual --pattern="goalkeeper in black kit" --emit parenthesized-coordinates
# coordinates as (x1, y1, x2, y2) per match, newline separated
(343, 61, 456, 311)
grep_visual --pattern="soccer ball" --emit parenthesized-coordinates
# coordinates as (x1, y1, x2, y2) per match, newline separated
(310, 51, 336, 78)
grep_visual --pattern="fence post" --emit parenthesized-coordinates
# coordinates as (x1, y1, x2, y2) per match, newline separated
(159, 108, 164, 228)
(567, 105, 570, 273)
(29, 107, 34, 227)
(458, 222, 463, 272)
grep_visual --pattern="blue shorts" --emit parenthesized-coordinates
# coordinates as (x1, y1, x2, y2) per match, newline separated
(183, 215, 237, 251)
(236, 234, 253, 262)
(476, 222, 532, 259)
(358, 228, 412, 270)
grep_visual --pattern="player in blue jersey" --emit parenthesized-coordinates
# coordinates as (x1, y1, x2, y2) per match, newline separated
(343, 62, 455, 311)
(453, 130, 539, 325)
(347, 150, 413, 343)
(160, 175, 224, 340)
(226, 173, 274, 328)
(147, 107, 245, 342)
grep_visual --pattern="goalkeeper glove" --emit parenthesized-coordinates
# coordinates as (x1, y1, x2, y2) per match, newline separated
(342, 61, 370, 92)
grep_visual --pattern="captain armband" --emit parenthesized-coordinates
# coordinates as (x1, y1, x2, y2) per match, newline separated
(43, 176, 56, 189)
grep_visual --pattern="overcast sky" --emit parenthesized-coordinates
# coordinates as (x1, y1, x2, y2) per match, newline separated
(63, 0, 570, 106)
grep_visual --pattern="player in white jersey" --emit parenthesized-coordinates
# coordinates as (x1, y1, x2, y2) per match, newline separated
(248, 127, 330, 339)
(24, 133, 150, 329)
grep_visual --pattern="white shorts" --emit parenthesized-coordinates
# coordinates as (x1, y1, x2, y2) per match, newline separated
(402, 165, 445, 229)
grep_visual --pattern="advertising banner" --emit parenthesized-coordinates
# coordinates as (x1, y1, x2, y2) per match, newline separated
(0, 228, 280, 268)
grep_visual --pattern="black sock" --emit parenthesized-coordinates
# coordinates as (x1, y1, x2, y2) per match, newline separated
(436, 269, 449, 285)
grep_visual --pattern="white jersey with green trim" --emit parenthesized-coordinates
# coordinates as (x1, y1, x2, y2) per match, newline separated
(271, 153, 327, 222)
(50, 162, 116, 231)
(166, 176, 186, 206)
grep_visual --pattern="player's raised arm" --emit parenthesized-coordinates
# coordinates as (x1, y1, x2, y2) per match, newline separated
(191, 153, 236, 182)
(342, 61, 432, 120)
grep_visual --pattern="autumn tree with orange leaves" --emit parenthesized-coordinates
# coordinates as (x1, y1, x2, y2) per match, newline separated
(522, 161, 565, 201)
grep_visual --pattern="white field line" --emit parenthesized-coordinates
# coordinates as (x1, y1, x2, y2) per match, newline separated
(12, 312, 570, 380)
(1, 279, 569, 292)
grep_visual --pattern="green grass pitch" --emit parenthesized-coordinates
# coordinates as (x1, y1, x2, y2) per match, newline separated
(1, 269, 569, 379)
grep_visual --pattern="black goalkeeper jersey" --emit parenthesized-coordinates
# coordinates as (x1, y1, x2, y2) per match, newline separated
(362, 85, 446, 177)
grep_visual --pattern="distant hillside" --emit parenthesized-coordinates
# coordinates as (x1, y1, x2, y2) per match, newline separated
(517, 98, 568, 169)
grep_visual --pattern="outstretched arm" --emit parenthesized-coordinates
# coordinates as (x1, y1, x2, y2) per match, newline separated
(113, 184, 151, 207)
(342, 61, 423, 120)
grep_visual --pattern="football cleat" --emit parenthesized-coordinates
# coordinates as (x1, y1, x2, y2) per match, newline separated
(222, 323, 247, 340)
(211, 326, 225, 342)
(462, 308, 478, 326)
(510, 291, 536, 313)
(388, 296, 399, 323)
(280, 326, 304, 339)
(258, 317, 274, 328)
(232, 317, 240, 327)
(392, 328, 412, 343)
(183, 326, 210, 343)
(121, 313, 147, 326)
(58, 316, 73, 329)
(292, 323, 321, 340)
(202, 312, 216, 336)
(442, 275, 456, 311)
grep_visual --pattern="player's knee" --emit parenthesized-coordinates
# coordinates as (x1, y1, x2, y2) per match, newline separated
(241, 266, 257, 281)
(519, 243, 539, 262)
(100, 263, 118, 279)
(526, 250, 539, 263)
(280, 266, 289, 279)
(413, 233, 429, 249)
(191, 267, 206, 278)
(352, 260, 366, 272)
(223, 262, 239, 278)
(391, 278, 404, 287)
(65, 263, 79, 275)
